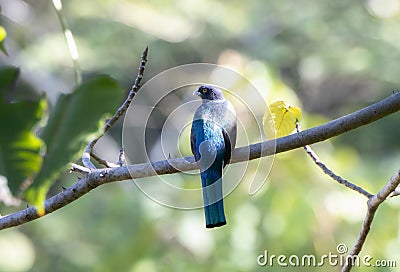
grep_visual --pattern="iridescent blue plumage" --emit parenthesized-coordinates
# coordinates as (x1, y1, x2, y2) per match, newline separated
(191, 85, 237, 228)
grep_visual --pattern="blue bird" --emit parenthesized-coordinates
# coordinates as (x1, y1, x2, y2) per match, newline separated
(191, 85, 237, 228)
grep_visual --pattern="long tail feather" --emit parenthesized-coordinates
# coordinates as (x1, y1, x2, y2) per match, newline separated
(201, 172, 226, 228)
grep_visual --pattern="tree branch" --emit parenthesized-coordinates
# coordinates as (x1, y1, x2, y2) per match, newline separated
(295, 121, 373, 198)
(341, 169, 400, 272)
(300, 135, 373, 198)
(0, 92, 399, 230)
(90, 152, 119, 168)
(82, 46, 148, 168)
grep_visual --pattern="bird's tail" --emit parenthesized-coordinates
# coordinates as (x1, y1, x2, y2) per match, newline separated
(201, 172, 226, 228)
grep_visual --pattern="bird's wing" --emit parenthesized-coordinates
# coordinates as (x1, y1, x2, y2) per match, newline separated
(222, 102, 237, 166)
(222, 128, 232, 167)
(190, 119, 200, 161)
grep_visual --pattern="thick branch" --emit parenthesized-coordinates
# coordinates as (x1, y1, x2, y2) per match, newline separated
(0, 92, 400, 230)
(341, 169, 400, 272)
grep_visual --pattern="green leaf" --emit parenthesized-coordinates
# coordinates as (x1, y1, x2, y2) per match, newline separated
(25, 75, 124, 213)
(0, 67, 46, 197)
(0, 66, 17, 94)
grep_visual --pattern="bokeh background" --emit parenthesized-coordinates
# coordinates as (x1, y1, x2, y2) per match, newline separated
(1, 0, 400, 271)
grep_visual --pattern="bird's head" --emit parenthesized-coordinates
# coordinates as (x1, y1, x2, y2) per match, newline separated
(194, 85, 225, 101)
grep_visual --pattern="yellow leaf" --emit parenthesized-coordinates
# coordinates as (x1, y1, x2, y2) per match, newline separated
(36, 205, 46, 217)
(263, 101, 302, 138)
(0, 26, 6, 42)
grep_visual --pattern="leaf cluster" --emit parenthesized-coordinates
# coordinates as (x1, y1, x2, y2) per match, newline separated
(0, 66, 124, 211)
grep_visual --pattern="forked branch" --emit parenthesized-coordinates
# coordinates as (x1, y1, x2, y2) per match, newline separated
(81, 47, 148, 169)
(296, 113, 400, 272)
(341, 169, 400, 272)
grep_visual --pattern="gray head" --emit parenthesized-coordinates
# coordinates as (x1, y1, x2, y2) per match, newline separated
(193, 85, 225, 101)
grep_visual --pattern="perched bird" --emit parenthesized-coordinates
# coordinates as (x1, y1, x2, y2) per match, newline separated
(191, 85, 237, 228)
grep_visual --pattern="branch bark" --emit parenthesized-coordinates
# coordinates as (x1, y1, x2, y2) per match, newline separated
(295, 122, 374, 198)
(82, 47, 148, 168)
(0, 92, 400, 230)
(341, 169, 400, 272)
(302, 143, 373, 198)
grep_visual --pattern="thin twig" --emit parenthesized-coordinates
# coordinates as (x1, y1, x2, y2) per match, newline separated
(51, 0, 82, 85)
(117, 147, 126, 166)
(296, 122, 373, 198)
(90, 148, 126, 168)
(81, 47, 148, 169)
(341, 169, 400, 272)
(90, 153, 119, 168)
(69, 163, 91, 174)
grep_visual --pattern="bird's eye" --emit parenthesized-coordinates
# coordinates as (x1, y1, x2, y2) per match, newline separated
(202, 88, 208, 93)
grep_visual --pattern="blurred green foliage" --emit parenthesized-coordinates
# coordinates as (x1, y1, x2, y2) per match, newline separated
(25, 75, 124, 213)
(1, 0, 400, 271)
(0, 67, 46, 197)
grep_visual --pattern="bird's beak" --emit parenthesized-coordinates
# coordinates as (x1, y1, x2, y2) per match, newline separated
(193, 90, 201, 96)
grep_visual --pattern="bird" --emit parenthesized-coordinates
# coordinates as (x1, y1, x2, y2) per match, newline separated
(190, 85, 237, 228)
